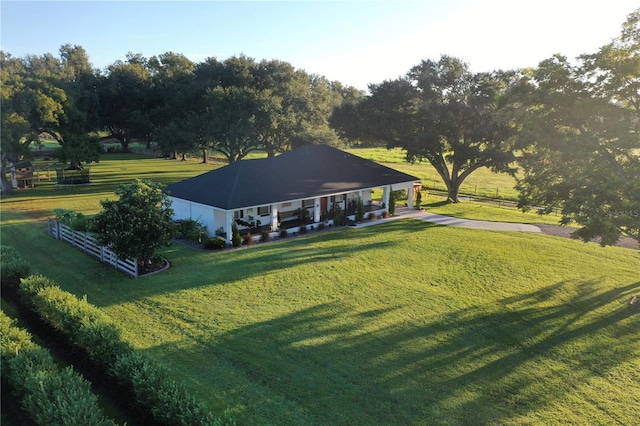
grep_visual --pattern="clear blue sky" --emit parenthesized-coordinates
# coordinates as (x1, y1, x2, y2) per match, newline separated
(1, 1, 637, 91)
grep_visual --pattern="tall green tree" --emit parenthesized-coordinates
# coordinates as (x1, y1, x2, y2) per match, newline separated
(1, 47, 100, 193)
(90, 180, 176, 264)
(512, 9, 640, 246)
(99, 53, 156, 152)
(204, 85, 281, 163)
(333, 56, 515, 202)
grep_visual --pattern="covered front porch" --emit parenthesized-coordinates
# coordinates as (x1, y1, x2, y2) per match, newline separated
(220, 183, 414, 244)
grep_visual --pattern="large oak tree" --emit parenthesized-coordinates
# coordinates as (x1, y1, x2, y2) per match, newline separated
(332, 55, 515, 202)
(512, 9, 640, 246)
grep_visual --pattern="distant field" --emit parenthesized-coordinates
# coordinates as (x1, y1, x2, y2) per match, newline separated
(2, 151, 639, 425)
(347, 147, 521, 200)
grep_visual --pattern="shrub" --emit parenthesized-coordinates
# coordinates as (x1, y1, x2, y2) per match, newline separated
(177, 218, 208, 242)
(415, 190, 422, 210)
(71, 212, 88, 232)
(318, 222, 325, 230)
(279, 229, 288, 239)
(356, 196, 364, 222)
(0, 246, 29, 289)
(0, 311, 115, 426)
(18, 275, 56, 306)
(382, 210, 390, 218)
(231, 222, 242, 247)
(53, 208, 89, 232)
(242, 233, 255, 245)
(333, 204, 343, 225)
(260, 229, 271, 242)
(112, 351, 217, 425)
(203, 237, 226, 250)
(76, 321, 133, 367)
(389, 188, 397, 216)
(299, 225, 307, 234)
(367, 212, 377, 221)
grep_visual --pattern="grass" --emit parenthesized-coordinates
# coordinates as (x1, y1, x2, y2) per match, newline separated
(2, 151, 639, 424)
(347, 147, 521, 201)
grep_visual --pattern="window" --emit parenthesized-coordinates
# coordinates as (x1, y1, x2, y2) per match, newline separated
(281, 202, 292, 208)
(258, 206, 271, 216)
(302, 199, 314, 208)
(234, 210, 244, 219)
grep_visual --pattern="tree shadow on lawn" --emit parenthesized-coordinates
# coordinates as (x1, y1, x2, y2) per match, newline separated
(149, 279, 640, 425)
(83, 222, 421, 306)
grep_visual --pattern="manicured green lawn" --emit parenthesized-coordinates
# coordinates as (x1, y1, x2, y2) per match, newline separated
(348, 147, 521, 201)
(2, 152, 639, 424)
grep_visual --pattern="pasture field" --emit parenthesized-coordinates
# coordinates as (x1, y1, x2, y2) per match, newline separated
(1, 152, 639, 425)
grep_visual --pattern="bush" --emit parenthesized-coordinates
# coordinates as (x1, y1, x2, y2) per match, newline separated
(0, 311, 115, 426)
(356, 197, 365, 222)
(279, 229, 288, 239)
(15, 276, 226, 426)
(333, 204, 343, 225)
(318, 222, 325, 230)
(389, 189, 397, 216)
(18, 275, 56, 306)
(177, 218, 208, 242)
(112, 351, 217, 425)
(0, 246, 29, 289)
(242, 233, 255, 245)
(367, 212, 378, 221)
(76, 321, 133, 367)
(260, 229, 271, 242)
(203, 237, 226, 250)
(382, 210, 390, 218)
(231, 222, 242, 247)
(299, 225, 307, 234)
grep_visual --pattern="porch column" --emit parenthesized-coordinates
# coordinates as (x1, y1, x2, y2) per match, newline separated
(382, 186, 390, 209)
(225, 211, 233, 245)
(407, 185, 414, 209)
(313, 197, 321, 223)
(407, 185, 415, 209)
(271, 204, 279, 231)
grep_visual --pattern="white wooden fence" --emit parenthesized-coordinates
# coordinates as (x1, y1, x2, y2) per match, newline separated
(47, 219, 139, 278)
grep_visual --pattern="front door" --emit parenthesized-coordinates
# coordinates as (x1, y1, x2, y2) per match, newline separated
(321, 197, 327, 213)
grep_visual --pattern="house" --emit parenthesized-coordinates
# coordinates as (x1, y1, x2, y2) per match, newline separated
(165, 144, 421, 244)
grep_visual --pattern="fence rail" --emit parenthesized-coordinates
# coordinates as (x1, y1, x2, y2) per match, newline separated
(47, 219, 138, 278)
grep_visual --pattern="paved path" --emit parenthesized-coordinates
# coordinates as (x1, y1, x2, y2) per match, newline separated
(355, 207, 542, 233)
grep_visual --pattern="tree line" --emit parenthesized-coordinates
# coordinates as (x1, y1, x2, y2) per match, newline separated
(1, 8, 638, 246)
(0, 47, 362, 191)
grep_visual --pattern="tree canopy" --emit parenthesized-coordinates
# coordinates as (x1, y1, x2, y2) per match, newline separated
(511, 9, 640, 246)
(332, 55, 516, 202)
(90, 180, 175, 263)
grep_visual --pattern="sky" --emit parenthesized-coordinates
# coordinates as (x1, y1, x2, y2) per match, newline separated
(1, 1, 637, 91)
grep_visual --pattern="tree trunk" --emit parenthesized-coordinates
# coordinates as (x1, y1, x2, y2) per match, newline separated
(201, 149, 208, 164)
(1, 154, 14, 195)
(447, 184, 460, 203)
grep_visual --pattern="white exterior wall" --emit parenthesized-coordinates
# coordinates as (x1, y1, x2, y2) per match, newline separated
(169, 196, 217, 237)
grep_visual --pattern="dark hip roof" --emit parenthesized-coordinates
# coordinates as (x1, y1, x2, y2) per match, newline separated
(165, 144, 420, 210)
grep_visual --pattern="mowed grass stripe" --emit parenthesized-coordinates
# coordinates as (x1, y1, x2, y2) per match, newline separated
(2, 153, 638, 424)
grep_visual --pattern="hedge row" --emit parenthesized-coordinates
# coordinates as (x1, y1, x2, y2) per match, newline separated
(0, 310, 117, 426)
(0, 245, 30, 289)
(18, 275, 235, 426)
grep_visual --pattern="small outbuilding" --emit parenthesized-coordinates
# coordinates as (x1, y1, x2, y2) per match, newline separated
(166, 144, 421, 244)
(10, 160, 34, 190)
